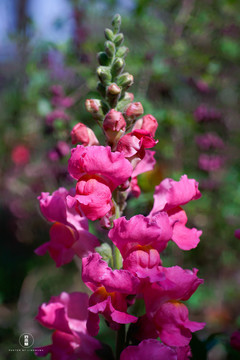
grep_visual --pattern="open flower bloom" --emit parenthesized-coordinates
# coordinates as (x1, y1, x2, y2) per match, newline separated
(150, 175, 202, 250)
(109, 213, 172, 259)
(35, 292, 101, 360)
(67, 146, 133, 220)
(82, 253, 139, 335)
(120, 339, 177, 360)
(116, 129, 157, 167)
(150, 301, 205, 347)
(35, 188, 99, 266)
(143, 266, 204, 314)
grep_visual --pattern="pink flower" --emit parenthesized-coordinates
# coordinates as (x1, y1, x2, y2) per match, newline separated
(195, 132, 224, 150)
(194, 105, 222, 123)
(71, 123, 99, 146)
(68, 145, 132, 190)
(82, 253, 139, 335)
(152, 301, 205, 347)
(143, 266, 204, 314)
(133, 114, 158, 137)
(67, 146, 133, 219)
(109, 213, 172, 260)
(120, 339, 177, 360)
(116, 129, 157, 167)
(150, 175, 202, 250)
(11, 145, 30, 166)
(35, 188, 99, 266)
(132, 150, 156, 178)
(35, 292, 101, 360)
(198, 154, 225, 172)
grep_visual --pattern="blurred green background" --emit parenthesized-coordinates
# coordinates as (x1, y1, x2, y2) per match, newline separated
(1, 0, 240, 359)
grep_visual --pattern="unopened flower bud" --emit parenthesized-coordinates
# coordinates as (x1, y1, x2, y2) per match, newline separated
(125, 102, 144, 120)
(107, 83, 121, 96)
(116, 46, 129, 58)
(116, 92, 134, 112)
(117, 73, 134, 89)
(85, 99, 104, 120)
(97, 66, 112, 85)
(133, 114, 158, 136)
(103, 109, 126, 143)
(105, 41, 115, 58)
(112, 57, 125, 77)
(104, 28, 114, 41)
(112, 14, 121, 33)
(71, 122, 99, 146)
(114, 33, 124, 47)
(106, 84, 121, 108)
(97, 52, 110, 66)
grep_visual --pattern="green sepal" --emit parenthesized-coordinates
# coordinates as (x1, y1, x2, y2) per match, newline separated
(114, 33, 124, 47)
(111, 57, 125, 77)
(105, 41, 115, 58)
(116, 46, 129, 58)
(97, 52, 111, 66)
(104, 28, 114, 41)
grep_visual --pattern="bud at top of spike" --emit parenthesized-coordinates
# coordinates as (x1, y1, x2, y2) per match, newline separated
(112, 14, 121, 34)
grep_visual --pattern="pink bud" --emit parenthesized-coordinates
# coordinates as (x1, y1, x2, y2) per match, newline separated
(133, 114, 158, 137)
(103, 109, 126, 143)
(103, 109, 126, 132)
(71, 122, 99, 146)
(127, 92, 134, 101)
(107, 83, 121, 95)
(85, 99, 101, 113)
(125, 102, 144, 120)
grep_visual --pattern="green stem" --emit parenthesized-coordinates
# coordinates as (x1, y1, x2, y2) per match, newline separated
(116, 324, 125, 360)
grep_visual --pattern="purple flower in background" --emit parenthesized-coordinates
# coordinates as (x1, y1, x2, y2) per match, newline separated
(194, 105, 222, 123)
(195, 133, 225, 151)
(198, 154, 225, 172)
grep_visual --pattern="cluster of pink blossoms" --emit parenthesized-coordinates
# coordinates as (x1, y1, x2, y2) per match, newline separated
(35, 15, 205, 360)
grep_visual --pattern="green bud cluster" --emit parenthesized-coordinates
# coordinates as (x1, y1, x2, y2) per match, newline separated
(96, 14, 133, 109)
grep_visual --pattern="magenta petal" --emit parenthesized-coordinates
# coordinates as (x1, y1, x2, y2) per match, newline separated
(109, 214, 172, 259)
(82, 253, 139, 294)
(172, 223, 202, 250)
(132, 150, 156, 177)
(120, 339, 177, 360)
(68, 145, 133, 190)
(35, 243, 49, 256)
(151, 175, 201, 214)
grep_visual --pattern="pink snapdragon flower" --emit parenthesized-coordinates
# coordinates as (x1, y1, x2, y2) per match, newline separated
(150, 301, 205, 347)
(67, 145, 133, 220)
(133, 114, 158, 137)
(194, 105, 222, 123)
(35, 188, 99, 266)
(35, 292, 101, 360)
(116, 129, 157, 168)
(120, 339, 177, 360)
(82, 253, 139, 335)
(51, 85, 75, 108)
(150, 175, 202, 250)
(71, 122, 99, 146)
